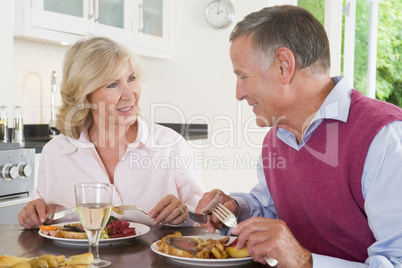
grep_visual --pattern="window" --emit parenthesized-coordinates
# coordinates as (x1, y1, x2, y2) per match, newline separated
(299, 0, 402, 107)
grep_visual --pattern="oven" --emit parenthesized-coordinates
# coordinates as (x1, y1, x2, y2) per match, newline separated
(0, 143, 35, 223)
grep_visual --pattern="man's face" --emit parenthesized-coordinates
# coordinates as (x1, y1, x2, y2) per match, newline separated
(230, 35, 285, 127)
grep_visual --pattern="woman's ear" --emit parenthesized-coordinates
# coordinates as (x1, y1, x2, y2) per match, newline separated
(276, 48, 295, 85)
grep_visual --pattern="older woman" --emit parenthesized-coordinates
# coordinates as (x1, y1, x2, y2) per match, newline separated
(18, 36, 205, 229)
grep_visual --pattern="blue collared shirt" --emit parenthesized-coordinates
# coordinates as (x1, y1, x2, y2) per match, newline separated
(231, 76, 402, 267)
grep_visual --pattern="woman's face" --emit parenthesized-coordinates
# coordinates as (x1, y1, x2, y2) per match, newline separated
(88, 63, 141, 129)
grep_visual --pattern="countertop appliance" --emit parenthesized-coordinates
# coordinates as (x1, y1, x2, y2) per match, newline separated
(0, 143, 35, 223)
(49, 71, 60, 137)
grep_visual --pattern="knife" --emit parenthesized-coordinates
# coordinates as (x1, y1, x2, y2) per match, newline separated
(46, 207, 77, 221)
(47, 207, 208, 222)
(188, 211, 210, 224)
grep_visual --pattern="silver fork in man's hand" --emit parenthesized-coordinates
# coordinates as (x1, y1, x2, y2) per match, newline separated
(212, 203, 279, 267)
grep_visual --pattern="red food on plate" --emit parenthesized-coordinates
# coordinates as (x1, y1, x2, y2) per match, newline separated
(228, 237, 238, 247)
(105, 219, 136, 238)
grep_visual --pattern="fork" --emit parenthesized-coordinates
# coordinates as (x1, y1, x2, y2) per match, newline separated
(112, 205, 149, 215)
(213, 203, 279, 267)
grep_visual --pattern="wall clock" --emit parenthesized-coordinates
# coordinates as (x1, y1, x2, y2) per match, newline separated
(205, 0, 235, 30)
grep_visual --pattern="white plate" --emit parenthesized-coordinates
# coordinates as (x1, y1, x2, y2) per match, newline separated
(151, 235, 253, 267)
(39, 221, 150, 247)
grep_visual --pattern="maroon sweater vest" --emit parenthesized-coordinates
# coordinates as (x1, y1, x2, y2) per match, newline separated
(262, 90, 402, 262)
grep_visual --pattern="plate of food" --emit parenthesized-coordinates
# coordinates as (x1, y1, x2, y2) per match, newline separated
(0, 252, 95, 267)
(39, 217, 150, 247)
(151, 231, 253, 266)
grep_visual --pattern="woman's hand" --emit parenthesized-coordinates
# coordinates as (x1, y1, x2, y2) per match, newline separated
(232, 217, 312, 268)
(18, 199, 54, 229)
(195, 189, 239, 234)
(148, 194, 188, 226)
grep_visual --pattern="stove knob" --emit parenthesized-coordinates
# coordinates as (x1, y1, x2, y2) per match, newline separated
(17, 162, 32, 178)
(1, 163, 18, 181)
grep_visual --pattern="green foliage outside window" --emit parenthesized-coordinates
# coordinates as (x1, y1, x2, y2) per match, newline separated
(299, 0, 402, 107)
(376, 0, 401, 107)
(298, 0, 325, 25)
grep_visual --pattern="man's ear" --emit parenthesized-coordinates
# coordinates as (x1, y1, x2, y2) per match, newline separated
(276, 48, 295, 85)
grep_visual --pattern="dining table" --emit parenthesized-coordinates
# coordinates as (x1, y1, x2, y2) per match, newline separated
(0, 224, 268, 267)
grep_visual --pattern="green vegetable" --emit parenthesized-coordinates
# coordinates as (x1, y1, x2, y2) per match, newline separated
(101, 215, 119, 239)
(100, 230, 109, 239)
(107, 215, 118, 225)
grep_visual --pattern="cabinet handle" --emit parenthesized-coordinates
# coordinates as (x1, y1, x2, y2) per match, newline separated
(138, 3, 144, 33)
(94, 0, 99, 22)
(88, 0, 94, 19)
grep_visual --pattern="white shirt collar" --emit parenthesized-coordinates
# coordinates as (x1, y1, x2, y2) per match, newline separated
(59, 117, 160, 155)
(310, 76, 351, 123)
(277, 76, 352, 150)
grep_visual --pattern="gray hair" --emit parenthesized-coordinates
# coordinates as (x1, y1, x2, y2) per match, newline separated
(230, 5, 330, 78)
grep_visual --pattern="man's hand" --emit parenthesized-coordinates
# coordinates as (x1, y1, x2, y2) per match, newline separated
(195, 189, 239, 234)
(18, 199, 54, 229)
(232, 217, 312, 268)
(148, 194, 188, 226)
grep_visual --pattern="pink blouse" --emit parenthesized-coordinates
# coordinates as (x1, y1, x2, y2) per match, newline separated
(31, 118, 205, 225)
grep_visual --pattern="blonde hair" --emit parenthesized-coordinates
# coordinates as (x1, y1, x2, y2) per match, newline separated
(56, 36, 146, 139)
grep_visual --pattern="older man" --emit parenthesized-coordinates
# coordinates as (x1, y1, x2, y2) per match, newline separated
(196, 5, 402, 268)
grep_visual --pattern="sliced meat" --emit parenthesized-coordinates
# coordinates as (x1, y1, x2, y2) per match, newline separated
(167, 237, 198, 256)
(61, 224, 85, 232)
(202, 193, 223, 214)
(157, 231, 197, 258)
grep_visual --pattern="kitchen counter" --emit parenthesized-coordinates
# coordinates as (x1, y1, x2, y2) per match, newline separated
(24, 140, 50, 154)
(0, 225, 266, 267)
(23, 123, 208, 154)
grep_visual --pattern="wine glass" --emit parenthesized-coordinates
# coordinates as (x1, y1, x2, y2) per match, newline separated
(75, 183, 115, 267)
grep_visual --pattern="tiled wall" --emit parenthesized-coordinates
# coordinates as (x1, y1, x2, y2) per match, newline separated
(13, 38, 68, 124)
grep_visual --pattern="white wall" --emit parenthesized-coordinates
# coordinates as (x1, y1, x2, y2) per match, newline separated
(11, 0, 291, 194)
(140, 0, 289, 194)
(14, 40, 66, 124)
(0, 0, 14, 109)
(140, 0, 285, 193)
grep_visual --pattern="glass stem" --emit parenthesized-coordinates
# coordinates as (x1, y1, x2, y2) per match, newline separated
(90, 243, 100, 262)
(87, 230, 101, 262)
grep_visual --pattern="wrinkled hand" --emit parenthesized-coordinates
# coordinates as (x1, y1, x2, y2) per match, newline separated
(195, 189, 239, 234)
(232, 217, 312, 268)
(148, 194, 188, 226)
(18, 199, 54, 229)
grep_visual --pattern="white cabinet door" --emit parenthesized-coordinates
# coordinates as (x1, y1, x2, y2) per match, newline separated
(132, 0, 172, 58)
(30, 0, 92, 36)
(14, 0, 172, 58)
(19, 0, 131, 45)
(94, 0, 132, 44)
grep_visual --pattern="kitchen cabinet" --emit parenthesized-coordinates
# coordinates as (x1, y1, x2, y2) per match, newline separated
(15, 0, 132, 45)
(14, 0, 173, 59)
(132, 0, 172, 58)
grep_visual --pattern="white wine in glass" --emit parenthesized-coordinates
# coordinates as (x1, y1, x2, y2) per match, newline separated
(75, 183, 115, 267)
